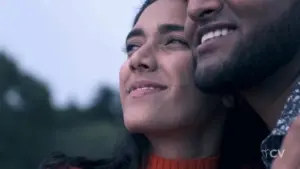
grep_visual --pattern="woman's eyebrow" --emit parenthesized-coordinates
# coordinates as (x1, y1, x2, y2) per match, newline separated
(126, 28, 145, 41)
(158, 24, 184, 34)
(125, 24, 183, 42)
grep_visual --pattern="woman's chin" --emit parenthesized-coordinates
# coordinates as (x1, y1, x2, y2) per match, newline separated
(124, 120, 178, 135)
(123, 109, 159, 131)
(124, 120, 163, 134)
(124, 121, 152, 133)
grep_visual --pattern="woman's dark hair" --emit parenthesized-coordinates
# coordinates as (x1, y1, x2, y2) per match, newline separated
(39, 1, 268, 169)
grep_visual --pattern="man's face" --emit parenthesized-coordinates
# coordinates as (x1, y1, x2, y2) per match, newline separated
(185, 0, 300, 93)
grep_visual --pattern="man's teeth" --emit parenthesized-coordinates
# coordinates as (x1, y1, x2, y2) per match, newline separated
(201, 29, 232, 44)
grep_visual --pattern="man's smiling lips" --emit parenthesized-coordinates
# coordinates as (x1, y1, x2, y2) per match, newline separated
(194, 22, 237, 56)
(127, 80, 168, 98)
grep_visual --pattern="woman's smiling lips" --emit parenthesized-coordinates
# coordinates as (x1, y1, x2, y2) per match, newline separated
(127, 80, 168, 98)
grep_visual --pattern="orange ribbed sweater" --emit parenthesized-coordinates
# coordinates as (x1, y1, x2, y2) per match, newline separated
(68, 155, 263, 169)
(146, 154, 218, 169)
(68, 155, 218, 169)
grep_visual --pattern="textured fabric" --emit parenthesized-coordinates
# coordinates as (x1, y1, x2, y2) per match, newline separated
(261, 80, 300, 168)
(146, 154, 219, 169)
(66, 159, 262, 169)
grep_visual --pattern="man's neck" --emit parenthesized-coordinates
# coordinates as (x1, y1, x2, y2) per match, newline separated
(242, 54, 300, 129)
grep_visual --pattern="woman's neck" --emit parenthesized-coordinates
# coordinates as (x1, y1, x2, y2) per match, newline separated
(146, 111, 226, 159)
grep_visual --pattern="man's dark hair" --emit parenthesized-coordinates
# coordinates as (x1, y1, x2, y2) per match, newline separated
(39, 1, 268, 169)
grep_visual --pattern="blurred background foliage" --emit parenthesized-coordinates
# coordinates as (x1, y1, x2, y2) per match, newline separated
(0, 51, 126, 169)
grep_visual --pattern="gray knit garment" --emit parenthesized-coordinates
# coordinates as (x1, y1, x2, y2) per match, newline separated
(261, 80, 300, 168)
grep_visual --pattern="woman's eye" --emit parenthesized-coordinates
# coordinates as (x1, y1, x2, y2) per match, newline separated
(126, 44, 140, 53)
(124, 44, 140, 57)
(165, 38, 189, 47)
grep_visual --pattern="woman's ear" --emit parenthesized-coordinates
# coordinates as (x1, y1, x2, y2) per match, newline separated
(221, 95, 235, 108)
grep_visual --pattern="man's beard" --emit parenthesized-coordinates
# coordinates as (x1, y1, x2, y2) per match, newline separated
(195, 0, 300, 94)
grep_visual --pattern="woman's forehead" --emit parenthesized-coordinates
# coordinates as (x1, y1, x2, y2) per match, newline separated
(135, 0, 187, 29)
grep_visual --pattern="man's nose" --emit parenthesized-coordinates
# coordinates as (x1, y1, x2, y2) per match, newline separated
(129, 46, 157, 73)
(187, 0, 223, 22)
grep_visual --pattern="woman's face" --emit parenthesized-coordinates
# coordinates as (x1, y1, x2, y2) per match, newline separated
(119, 0, 222, 133)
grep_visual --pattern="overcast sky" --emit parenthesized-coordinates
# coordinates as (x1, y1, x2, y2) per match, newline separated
(0, 0, 143, 107)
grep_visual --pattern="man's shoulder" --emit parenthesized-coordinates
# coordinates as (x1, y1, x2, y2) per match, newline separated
(274, 80, 300, 135)
(260, 80, 300, 168)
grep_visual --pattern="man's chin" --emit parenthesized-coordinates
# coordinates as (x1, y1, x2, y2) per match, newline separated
(194, 68, 234, 94)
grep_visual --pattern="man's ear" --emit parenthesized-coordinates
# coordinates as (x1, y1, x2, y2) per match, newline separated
(221, 95, 235, 108)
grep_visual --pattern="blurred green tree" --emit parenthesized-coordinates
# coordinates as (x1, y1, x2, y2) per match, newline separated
(0, 51, 124, 169)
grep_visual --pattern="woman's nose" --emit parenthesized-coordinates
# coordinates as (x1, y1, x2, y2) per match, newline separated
(129, 46, 158, 72)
